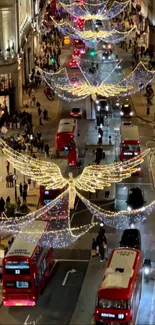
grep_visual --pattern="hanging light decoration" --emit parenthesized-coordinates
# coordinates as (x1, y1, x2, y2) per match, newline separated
(0, 139, 150, 209)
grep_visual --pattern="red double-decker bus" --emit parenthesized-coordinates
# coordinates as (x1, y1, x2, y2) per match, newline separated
(3, 220, 54, 307)
(94, 248, 142, 325)
(56, 118, 78, 166)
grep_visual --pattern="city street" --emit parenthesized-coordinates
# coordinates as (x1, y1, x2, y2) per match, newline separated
(1, 4, 155, 325)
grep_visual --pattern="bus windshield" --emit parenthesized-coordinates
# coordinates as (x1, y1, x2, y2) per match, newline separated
(5, 261, 30, 275)
(98, 298, 128, 309)
(121, 144, 140, 152)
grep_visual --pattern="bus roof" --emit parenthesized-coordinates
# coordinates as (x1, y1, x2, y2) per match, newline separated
(6, 221, 47, 258)
(120, 125, 139, 141)
(98, 248, 141, 300)
(57, 118, 76, 134)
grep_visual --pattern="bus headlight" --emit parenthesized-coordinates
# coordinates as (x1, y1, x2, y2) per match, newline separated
(120, 112, 124, 116)
(130, 112, 133, 116)
(127, 206, 131, 211)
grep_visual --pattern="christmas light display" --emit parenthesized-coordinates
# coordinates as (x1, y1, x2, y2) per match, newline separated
(38, 59, 155, 101)
(0, 139, 150, 209)
(50, 17, 135, 42)
(59, 0, 130, 21)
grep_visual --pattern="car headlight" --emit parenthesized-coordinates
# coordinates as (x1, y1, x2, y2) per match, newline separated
(127, 206, 132, 211)
(120, 112, 124, 116)
(134, 152, 138, 156)
(116, 102, 120, 107)
(108, 56, 111, 60)
(130, 112, 133, 116)
(102, 56, 105, 60)
(105, 105, 109, 111)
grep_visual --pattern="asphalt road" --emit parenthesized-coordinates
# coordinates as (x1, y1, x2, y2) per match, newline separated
(0, 261, 88, 325)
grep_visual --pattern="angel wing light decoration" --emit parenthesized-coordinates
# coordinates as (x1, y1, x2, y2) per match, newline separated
(0, 140, 150, 209)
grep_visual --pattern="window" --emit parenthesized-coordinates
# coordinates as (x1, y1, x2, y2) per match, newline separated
(5, 261, 30, 275)
(5, 281, 31, 288)
(98, 298, 128, 309)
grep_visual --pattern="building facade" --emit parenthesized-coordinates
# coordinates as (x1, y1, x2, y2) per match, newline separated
(0, 0, 44, 112)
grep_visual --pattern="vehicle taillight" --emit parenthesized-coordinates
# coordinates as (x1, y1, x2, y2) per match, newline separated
(78, 112, 81, 115)
(57, 135, 59, 138)
(70, 112, 74, 115)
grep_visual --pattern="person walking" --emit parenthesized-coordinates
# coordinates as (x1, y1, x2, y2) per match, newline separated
(5, 160, 10, 174)
(38, 106, 42, 117)
(19, 182, 23, 196)
(99, 243, 105, 262)
(0, 197, 5, 213)
(17, 197, 21, 210)
(45, 144, 49, 157)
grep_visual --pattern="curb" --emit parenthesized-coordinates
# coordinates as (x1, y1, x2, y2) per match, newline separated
(150, 153, 155, 189)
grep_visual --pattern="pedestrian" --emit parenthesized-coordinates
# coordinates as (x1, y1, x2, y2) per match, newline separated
(0, 197, 5, 213)
(105, 190, 110, 199)
(32, 180, 36, 189)
(22, 191, 27, 203)
(37, 131, 41, 140)
(5, 175, 9, 187)
(28, 178, 31, 191)
(99, 243, 105, 262)
(19, 182, 23, 196)
(39, 116, 43, 125)
(38, 106, 42, 117)
(91, 238, 97, 257)
(43, 109, 48, 120)
(5, 160, 10, 174)
(23, 182, 28, 196)
(146, 107, 150, 115)
(17, 197, 21, 210)
(45, 143, 49, 157)
(6, 196, 10, 204)
(96, 234, 103, 255)
(9, 174, 14, 187)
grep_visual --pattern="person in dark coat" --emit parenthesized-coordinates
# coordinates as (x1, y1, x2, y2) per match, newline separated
(91, 238, 97, 257)
(0, 197, 5, 213)
(19, 182, 23, 196)
(99, 243, 105, 262)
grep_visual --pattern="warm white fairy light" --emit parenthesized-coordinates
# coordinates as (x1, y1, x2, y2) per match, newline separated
(0, 139, 150, 209)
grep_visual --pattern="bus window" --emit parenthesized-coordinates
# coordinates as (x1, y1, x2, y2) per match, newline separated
(98, 298, 128, 309)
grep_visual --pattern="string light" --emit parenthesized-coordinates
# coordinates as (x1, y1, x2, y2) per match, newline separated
(0, 139, 150, 209)
(38, 58, 155, 101)
(57, 1, 130, 21)
(50, 17, 135, 42)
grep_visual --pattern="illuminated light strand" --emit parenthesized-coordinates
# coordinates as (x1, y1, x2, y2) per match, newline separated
(58, 0, 130, 21)
(0, 139, 150, 209)
(38, 58, 155, 101)
(50, 16, 135, 42)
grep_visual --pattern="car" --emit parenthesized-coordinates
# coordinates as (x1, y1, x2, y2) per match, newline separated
(72, 49, 81, 58)
(68, 59, 79, 68)
(102, 50, 112, 61)
(70, 77, 80, 85)
(95, 20, 103, 28)
(120, 229, 141, 250)
(70, 108, 82, 118)
(126, 187, 146, 210)
(120, 103, 133, 118)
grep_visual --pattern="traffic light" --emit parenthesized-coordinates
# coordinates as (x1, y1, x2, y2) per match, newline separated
(89, 49, 96, 57)
(50, 57, 55, 63)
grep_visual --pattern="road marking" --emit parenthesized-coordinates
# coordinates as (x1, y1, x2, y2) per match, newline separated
(62, 269, 76, 286)
(23, 315, 42, 325)
(149, 280, 155, 324)
(119, 183, 152, 186)
(56, 259, 89, 262)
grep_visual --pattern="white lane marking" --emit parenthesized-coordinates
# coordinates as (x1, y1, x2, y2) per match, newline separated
(57, 259, 89, 262)
(62, 269, 76, 286)
(23, 315, 42, 325)
(149, 280, 155, 324)
(23, 315, 30, 325)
